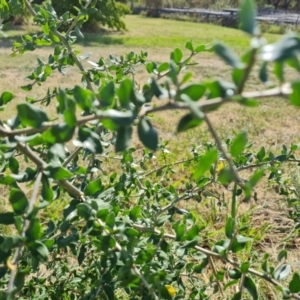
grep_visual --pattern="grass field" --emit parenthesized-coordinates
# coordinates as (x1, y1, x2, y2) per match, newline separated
(1, 15, 300, 298)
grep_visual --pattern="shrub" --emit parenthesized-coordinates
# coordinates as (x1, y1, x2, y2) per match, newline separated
(50, 0, 131, 31)
(1, 0, 300, 299)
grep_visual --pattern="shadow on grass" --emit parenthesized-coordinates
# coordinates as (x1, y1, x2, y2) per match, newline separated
(0, 24, 31, 48)
(76, 33, 125, 47)
(0, 25, 126, 49)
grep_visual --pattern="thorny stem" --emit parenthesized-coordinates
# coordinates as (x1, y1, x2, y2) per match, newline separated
(6, 171, 43, 295)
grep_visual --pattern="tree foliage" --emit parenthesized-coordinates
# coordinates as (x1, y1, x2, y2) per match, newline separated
(1, 0, 300, 299)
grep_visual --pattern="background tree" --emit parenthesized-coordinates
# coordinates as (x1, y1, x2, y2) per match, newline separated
(51, 0, 131, 31)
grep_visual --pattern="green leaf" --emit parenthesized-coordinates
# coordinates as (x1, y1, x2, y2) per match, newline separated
(181, 72, 193, 85)
(249, 169, 264, 188)
(43, 123, 75, 144)
(138, 118, 158, 151)
(241, 262, 250, 273)
(84, 178, 102, 196)
(195, 44, 206, 53)
(0, 91, 13, 106)
(228, 269, 241, 279)
(78, 245, 86, 265)
(277, 249, 288, 262)
(0, 212, 15, 225)
(172, 221, 185, 241)
(214, 42, 244, 69)
(0, 236, 23, 253)
(289, 273, 300, 293)
(135, 248, 155, 264)
(129, 206, 142, 222)
(290, 80, 300, 107)
(77, 126, 103, 154)
(106, 212, 115, 228)
(158, 62, 169, 73)
(103, 285, 115, 300)
(9, 188, 29, 215)
(193, 258, 209, 273)
(179, 83, 206, 101)
(41, 175, 54, 201)
(99, 81, 115, 108)
(256, 146, 265, 162)
(230, 132, 248, 157)
(206, 79, 236, 99)
(171, 48, 183, 64)
(185, 40, 194, 52)
(181, 237, 199, 248)
(13, 271, 26, 293)
(77, 203, 95, 220)
(259, 62, 269, 84)
(29, 241, 49, 262)
(244, 276, 258, 300)
(260, 34, 300, 62)
(11, 167, 37, 183)
(225, 217, 235, 239)
(44, 163, 73, 180)
(25, 218, 42, 241)
(177, 113, 203, 133)
(183, 224, 202, 241)
(194, 149, 218, 180)
(231, 235, 253, 253)
(117, 78, 133, 109)
(232, 292, 242, 300)
(75, 25, 84, 39)
(238, 0, 257, 35)
(274, 61, 284, 83)
(9, 157, 19, 174)
(102, 110, 135, 127)
(73, 85, 94, 111)
(17, 103, 49, 128)
(115, 126, 133, 152)
(21, 84, 33, 91)
(273, 264, 291, 280)
(149, 77, 167, 99)
(0, 266, 7, 279)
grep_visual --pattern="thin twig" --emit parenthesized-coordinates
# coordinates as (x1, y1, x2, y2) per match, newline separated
(204, 114, 245, 189)
(62, 147, 82, 167)
(144, 158, 194, 177)
(16, 142, 84, 200)
(237, 48, 257, 94)
(6, 171, 43, 295)
(208, 256, 224, 296)
(239, 272, 246, 298)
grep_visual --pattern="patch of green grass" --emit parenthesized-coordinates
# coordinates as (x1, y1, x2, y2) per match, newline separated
(85, 15, 282, 51)
(1, 15, 282, 52)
